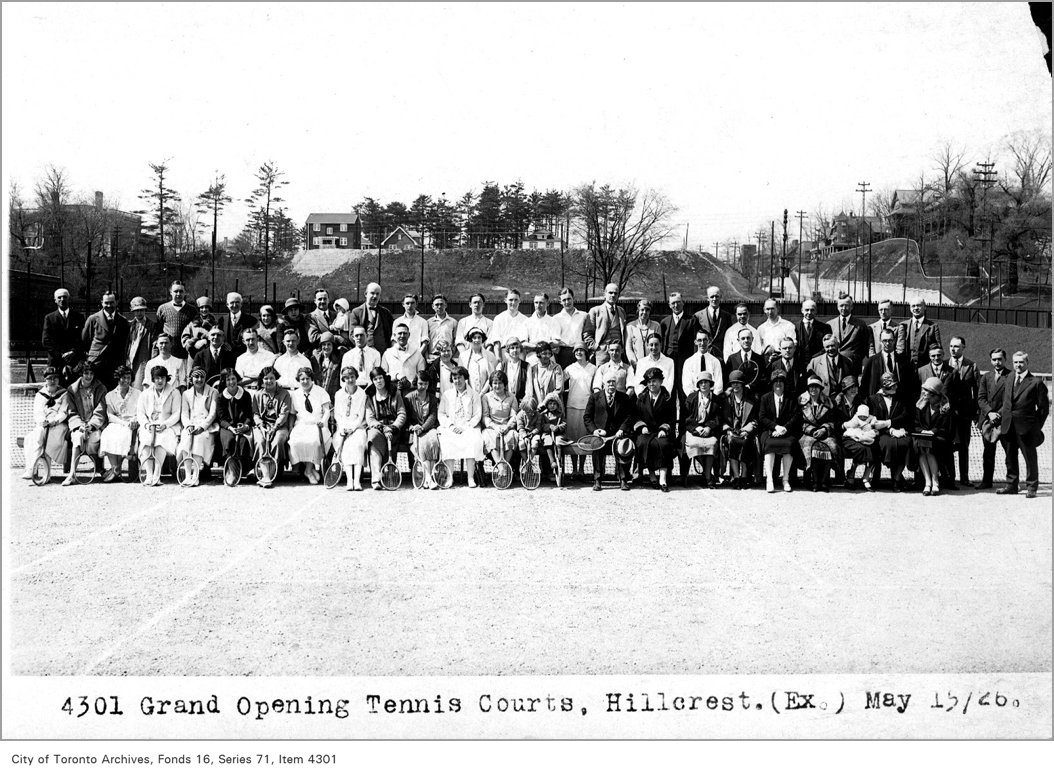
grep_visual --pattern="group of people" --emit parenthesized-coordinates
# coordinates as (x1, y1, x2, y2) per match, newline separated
(25, 280, 1049, 496)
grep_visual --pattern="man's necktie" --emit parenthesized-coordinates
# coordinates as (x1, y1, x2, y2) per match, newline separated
(305, 396, 313, 413)
(887, 354, 894, 372)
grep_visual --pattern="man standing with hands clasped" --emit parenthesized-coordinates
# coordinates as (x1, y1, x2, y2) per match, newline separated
(997, 351, 1049, 499)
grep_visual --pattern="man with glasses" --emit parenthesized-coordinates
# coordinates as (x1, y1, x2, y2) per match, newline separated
(722, 303, 760, 359)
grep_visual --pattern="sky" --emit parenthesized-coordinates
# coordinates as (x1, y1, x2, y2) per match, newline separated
(2, 2, 1051, 251)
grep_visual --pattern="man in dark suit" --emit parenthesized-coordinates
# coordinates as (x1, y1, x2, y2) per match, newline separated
(584, 371, 635, 491)
(725, 327, 770, 398)
(795, 298, 832, 363)
(828, 293, 870, 374)
(215, 291, 258, 358)
(946, 335, 979, 486)
(193, 325, 236, 384)
(997, 351, 1050, 498)
(659, 292, 699, 375)
(860, 328, 916, 400)
(806, 334, 854, 396)
(769, 336, 806, 397)
(868, 299, 903, 357)
(349, 282, 394, 356)
(41, 287, 85, 384)
(693, 285, 732, 355)
(975, 348, 1011, 489)
(916, 341, 957, 487)
(307, 288, 339, 349)
(81, 291, 130, 389)
(898, 297, 942, 368)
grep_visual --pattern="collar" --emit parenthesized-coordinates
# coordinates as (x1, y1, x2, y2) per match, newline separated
(223, 386, 245, 399)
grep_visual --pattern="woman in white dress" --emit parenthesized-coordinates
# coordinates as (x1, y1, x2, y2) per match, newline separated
(177, 366, 219, 484)
(21, 366, 69, 481)
(100, 365, 141, 482)
(461, 327, 496, 395)
(136, 365, 183, 485)
(333, 365, 369, 491)
(437, 366, 484, 487)
(481, 370, 518, 468)
(288, 366, 332, 484)
(563, 343, 597, 479)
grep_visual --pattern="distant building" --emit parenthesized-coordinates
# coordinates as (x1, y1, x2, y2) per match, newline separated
(11, 190, 143, 262)
(380, 225, 422, 252)
(305, 212, 362, 249)
(831, 211, 889, 248)
(521, 230, 561, 250)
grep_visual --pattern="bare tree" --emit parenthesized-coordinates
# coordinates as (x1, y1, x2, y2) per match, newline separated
(569, 183, 677, 294)
(811, 205, 834, 246)
(868, 188, 896, 235)
(995, 131, 1053, 292)
(34, 165, 72, 282)
(67, 193, 115, 303)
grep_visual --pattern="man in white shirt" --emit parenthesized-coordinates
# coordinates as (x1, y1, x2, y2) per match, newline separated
(490, 289, 530, 361)
(235, 327, 277, 388)
(455, 292, 493, 358)
(523, 292, 561, 366)
(142, 333, 189, 390)
(592, 340, 632, 393)
(554, 287, 587, 369)
(756, 298, 796, 359)
(681, 329, 724, 399)
(341, 326, 383, 386)
(382, 322, 425, 394)
(630, 333, 675, 396)
(427, 294, 459, 363)
(626, 298, 661, 366)
(392, 294, 429, 356)
(273, 328, 316, 389)
(722, 303, 761, 359)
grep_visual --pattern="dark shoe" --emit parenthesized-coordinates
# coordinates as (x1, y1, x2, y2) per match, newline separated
(974, 481, 993, 489)
(1025, 489, 1038, 499)
(944, 480, 958, 491)
(844, 477, 858, 490)
(592, 480, 602, 491)
(660, 483, 670, 493)
(620, 480, 630, 491)
(996, 486, 1018, 495)
(651, 476, 660, 490)
(681, 475, 690, 488)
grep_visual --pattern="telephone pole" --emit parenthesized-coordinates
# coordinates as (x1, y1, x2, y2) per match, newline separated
(795, 210, 807, 301)
(755, 228, 767, 290)
(769, 220, 776, 296)
(973, 161, 997, 310)
(781, 209, 789, 297)
(856, 181, 871, 219)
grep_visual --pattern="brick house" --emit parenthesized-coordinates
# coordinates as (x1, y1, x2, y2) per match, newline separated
(305, 212, 362, 249)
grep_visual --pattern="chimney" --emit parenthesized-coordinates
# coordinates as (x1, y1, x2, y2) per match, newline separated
(95, 191, 104, 209)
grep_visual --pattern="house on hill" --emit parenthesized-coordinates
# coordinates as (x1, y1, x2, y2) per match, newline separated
(831, 211, 889, 248)
(306, 212, 362, 249)
(381, 225, 422, 252)
(521, 230, 561, 250)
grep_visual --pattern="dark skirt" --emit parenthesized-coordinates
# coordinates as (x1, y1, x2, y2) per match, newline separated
(636, 433, 672, 470)
(876, 432, 912, 468)
(842, 437, 875, 464)
(760, 431, 796, 455)
(722, 432, 757, 464)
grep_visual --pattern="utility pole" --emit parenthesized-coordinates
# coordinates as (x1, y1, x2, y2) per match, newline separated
(867, 222, 873, 303)
(684, 223, 689, 252)
(112, 226, 120, 297)
(796, 211, 806, 301)
(973, 161, 997, 311)
(781, 209, 788, 297)
(733, 240, 738, 273)
(559, 222, 565, 287)
(755, 229, 767, 291)
(856, 181, 871, 220)
(769, 220, 775, 296)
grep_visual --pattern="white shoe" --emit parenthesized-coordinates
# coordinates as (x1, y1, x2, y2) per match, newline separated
(782, 480, 792, 492)
(467, 478, 478, 489)
(766, 478, 775, 493)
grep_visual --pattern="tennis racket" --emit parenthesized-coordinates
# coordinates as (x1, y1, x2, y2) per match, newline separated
(576, 433, 616, 452)
(520, 435, 541, 490)
(738, 358, 760, 388)
(256, 427, 278, 486)
(73, 433, 97, 484)
(411, 433, 428, 489)
(550, 428, 565, 487)
(324, 431, 345, 489)
(380, 431, 402, 490)
(492, 432, 513, 490)
(176, 455, 199, 487)
(223, 431, 245, 487)
(30, 423, 53, 485)
(432, 449, 452, 489)
(140, 426, 159, 485)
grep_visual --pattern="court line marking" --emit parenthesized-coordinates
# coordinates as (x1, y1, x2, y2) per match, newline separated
(10, 492, 191, 576)
(78, 489, 326, 675)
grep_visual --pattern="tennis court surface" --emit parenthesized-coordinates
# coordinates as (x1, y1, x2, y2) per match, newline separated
(6, 472, 1051, 677)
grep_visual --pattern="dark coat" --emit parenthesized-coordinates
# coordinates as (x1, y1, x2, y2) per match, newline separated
(500, 357, 529, 401)
(584, 389, 635, 435)
(915, 402, 953, 444)
(693, 307, 733, 353)
(277, 313, 314, 354)
(866, 392, 913, 431)
(806, 352, 855, 395)
(794, 318, 832, 362)
(658, 313, 699, 364)
(632, 388, 675, 434)
(860, 350, 917, 400)
(404, 389, 440, 433)
(759, 390, 802, 436)
(683, 390, 722, 436)
(82, 310, 130, 382)
(193, 345, 236, 385)
(215, 312, 259, 357)
(999, 372, 1050, 447)
(768, 356, 807, 397)
(828, 315, 871, 372)
(916, 362, 955, 397)
(217, 388, 254, 430)
(947, 357, 979, 422)
(312, 349, 343, 399)
(976, 369, 1011, 428)
(349, 303, 394, 355)
(42, 308, 86, 370)
(724, 350, 770, 395)
(898, 316, 942, 368)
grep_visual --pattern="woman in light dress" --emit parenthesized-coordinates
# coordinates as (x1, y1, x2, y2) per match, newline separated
(562, 343, 596, 480)
(21, 366, 69, 481)
(288, 366, 332, 484)
(333, 365, 369, 491)
(136, 365, 183, 485)
(437, 366, 484, 488)
(100, 365, 141, 481)
(481, 369, 519, 469)
(177, 366, 219, 484)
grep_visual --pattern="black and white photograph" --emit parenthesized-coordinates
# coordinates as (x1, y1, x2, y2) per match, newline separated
(2, 1, 1052, 749)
